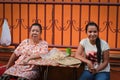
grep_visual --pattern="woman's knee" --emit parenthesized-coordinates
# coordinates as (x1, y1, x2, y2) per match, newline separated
(95, 72, 110, 80)
(78, 70, 94, 80)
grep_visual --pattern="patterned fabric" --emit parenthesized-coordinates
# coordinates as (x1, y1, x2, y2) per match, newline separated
(4, 39, 48, 80)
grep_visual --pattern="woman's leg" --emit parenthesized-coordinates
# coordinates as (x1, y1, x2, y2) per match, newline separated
(78, 70, 94, 80)
(94, 72, 110, 80)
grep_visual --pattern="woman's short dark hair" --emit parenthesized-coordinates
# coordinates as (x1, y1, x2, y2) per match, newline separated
(30, 23, 42, 33)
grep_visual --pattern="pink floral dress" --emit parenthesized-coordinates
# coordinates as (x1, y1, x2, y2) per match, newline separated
(4, 39, 48, 80)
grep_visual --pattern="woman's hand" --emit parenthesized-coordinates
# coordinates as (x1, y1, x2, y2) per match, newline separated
(90, 68, 98, 74)
(86, 61, 99, 74)
(22, 57, 30, 65)
(87, 60, 94, 69)
(87, 61, 99, 74)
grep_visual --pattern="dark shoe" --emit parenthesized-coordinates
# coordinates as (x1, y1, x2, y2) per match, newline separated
(0, 74, 11, 80)
(17, 77, 28, 80)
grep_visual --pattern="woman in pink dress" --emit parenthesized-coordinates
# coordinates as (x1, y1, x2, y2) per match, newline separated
(0, 23, 48, 80)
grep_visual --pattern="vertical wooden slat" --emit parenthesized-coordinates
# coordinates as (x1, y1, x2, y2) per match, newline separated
(36, 0, 38, 23)
(3, 3, 5, 19)
(88, 0, 91, 22)
(106, 0, 110, 42)
(61, 0, 64, 45)
(52, 0, 55, 44)
(70, 0, 73, 46)
(27, 0, 30, 38)
(44, 0, 47, 40)
(115, 0, 119, 48)
(19, 1, 21, 43)
(98, 0, 100, 36)
(79, 0, 82, 42)
(11, 3, 13, 43)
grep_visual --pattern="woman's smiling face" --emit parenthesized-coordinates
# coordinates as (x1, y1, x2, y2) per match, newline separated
(30, 25, 41, 40)
(87, 25, 98, 43)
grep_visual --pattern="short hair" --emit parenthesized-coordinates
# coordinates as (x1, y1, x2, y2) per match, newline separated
(30, 23, 42, 33)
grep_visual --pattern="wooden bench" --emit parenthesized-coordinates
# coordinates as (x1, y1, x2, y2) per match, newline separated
(0, 47, 120, 69)
(109, 49, 120, 66)
(0, 48, 14, 64)
(0, 47, 120, 80)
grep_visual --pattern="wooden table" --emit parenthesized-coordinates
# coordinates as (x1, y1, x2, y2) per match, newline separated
(28, 57, 82, 80)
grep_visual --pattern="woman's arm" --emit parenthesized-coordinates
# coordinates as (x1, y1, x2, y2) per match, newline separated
(75, 44, 85, 61)
(25, 53, 41, 62)
(6, 53, 18, 69)
(96, 50, 109, 72)
(23, 43, 48, 64)
(75, 44, 94, 69)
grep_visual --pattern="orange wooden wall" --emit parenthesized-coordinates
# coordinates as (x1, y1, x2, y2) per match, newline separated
(0, 0, 120, 49)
